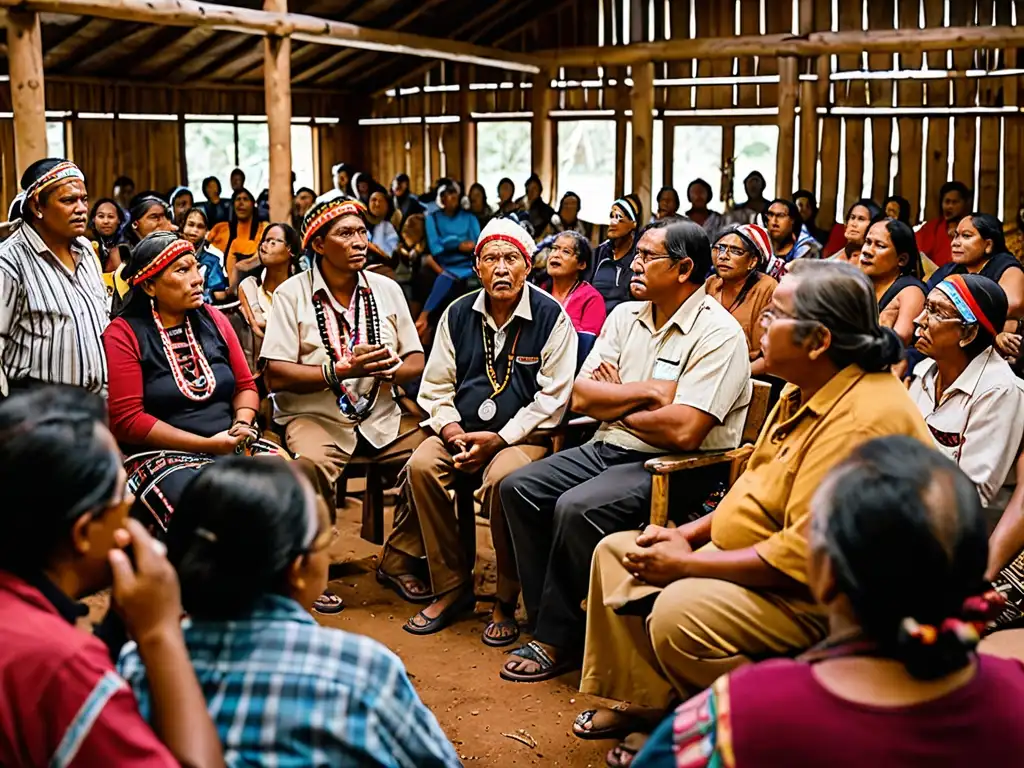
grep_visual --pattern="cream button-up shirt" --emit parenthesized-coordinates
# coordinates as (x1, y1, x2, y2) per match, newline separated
(909, 349, 1024, 507)
(579, 286, 752, 453)
(259, 263, 422, 454)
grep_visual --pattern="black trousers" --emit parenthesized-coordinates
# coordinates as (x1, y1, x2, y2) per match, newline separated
(499, 442, 653, 650)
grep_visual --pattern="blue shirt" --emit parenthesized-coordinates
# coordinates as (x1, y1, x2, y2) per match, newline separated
(371, 219, 399, 256)
(117, 594, 460, 768)
(426, 209, 481, 279)
(197, 244, 229, 303)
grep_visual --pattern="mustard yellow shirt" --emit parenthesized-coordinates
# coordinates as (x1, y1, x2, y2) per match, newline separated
(710, 365, 931, 586)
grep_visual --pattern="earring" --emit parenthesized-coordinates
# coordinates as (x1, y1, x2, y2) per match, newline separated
(35, 211, 43, 219)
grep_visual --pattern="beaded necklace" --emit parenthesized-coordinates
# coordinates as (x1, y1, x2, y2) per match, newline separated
(312, 272, 383, 421)
(151, 307, 216, 401)
(481, 317, 521, 398)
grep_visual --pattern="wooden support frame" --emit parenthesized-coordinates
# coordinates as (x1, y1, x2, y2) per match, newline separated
(531, 66, 557, 204)
(0, 0, 543, 74)
(538, 25, 1024, 65)
(6, 9, 47, 178)
(776, 57, 798, 200)
(264, 0, 292, 225)
(630, 62, 655, 215)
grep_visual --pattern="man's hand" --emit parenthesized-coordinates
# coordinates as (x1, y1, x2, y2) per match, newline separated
(623, 534, 693, 587)
(108, 520, 183, 647)
(233, 254, 261, 273)
(416, 312, 432, 344)
(590, 361, 622, 384)
(646, 379, 677, 409)
(635, 524, 680, 548)
(452, 431, 506, 473)
(335, 344, 394, 379)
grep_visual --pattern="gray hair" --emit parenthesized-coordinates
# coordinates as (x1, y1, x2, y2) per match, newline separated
(787, 260, 903, 372)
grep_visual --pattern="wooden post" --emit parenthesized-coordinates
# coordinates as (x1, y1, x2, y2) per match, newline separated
(458, 66, 476, 188)
(264, 0, 291, 224)
(531, 66, 556, 202)
(798, 0, 817, 193)
(6, 10, 47, 177)
(630, 61, 654, 218)
(776, 56, 798, 200)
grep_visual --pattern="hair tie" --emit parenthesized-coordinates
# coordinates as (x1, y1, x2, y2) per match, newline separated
(900, 617, 939, 646)
(194, 527, 218, 544)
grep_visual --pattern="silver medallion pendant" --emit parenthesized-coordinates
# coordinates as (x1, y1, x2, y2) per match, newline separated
(478, 398, 498, 422)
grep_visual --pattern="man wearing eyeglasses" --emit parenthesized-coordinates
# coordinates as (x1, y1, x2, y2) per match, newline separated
(496, 217, 752, 683)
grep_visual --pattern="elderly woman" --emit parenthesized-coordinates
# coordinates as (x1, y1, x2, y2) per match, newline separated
(632, 437, 1024, 767)
(590, 195, 642, 313)
(118, 458, 461, 768)
(706, 224, 778, 375)
(102, 231, 262, 532)
(537, 230, 606, 337)
(573, 260, 931, 765)
(908, 274, 1024, 509)
(859, 218, 926, 346)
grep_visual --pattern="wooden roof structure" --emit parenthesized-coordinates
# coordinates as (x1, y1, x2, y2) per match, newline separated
(0, 0, 557, 94)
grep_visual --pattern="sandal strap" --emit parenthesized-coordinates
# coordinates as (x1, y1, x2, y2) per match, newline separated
(507, 641, 555, 669)
(573, 710, 596, 729)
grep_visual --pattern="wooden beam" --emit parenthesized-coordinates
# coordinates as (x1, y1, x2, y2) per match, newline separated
(776, 57, 798, 199)
(206, 44, 267, 82)
(74, 23, 163, 72)
(7, 10, 47, 177)
(42, 17, 114, 69)
(457, 65, 476, 187)
(797, 0, 817, 192)
(537, 25, 1024, 65)
(366, 0, 575, 95)
(531, 65, 556, 202)
(133, 27, 219, 76)
(0, 0, 544, 73)
(631, 61, 654, 214)
(169, 35, 252, 84)
(265, 0, 291, 224)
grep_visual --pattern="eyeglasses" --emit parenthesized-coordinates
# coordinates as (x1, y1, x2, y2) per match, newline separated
(759, 304, 806, 328)
(262, 237, 286, 247)
(712, 244, 749, 259)
(919, 301, 964, 325)
(765, 210, 791, 221)
(633, 249, 675, 267)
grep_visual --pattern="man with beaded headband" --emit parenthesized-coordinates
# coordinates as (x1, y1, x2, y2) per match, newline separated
(378, 217, 577, 644)
(261, 193, 425, 612)
(0, 158, 109, 395)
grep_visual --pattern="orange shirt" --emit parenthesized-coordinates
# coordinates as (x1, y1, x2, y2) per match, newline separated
(208, 220, 268, 275)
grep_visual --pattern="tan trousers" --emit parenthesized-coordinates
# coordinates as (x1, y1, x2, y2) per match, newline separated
(580, 530, 828, 708)
(382, 435, 547, 600)
(285, 413, 427, 519)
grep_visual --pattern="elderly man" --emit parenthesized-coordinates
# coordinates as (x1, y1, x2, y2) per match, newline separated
(380, 218, 577, 644)
(0, 158, 109, 396)
(261, 192, 425, 614)
(497, 218, 753, 683)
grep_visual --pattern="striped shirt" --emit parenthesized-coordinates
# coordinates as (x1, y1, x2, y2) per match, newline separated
(0, 224, 109, 396)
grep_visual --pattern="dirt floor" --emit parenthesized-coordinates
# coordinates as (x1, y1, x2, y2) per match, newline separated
(85, 490, 617, 767)
(320, 494, 615, 767)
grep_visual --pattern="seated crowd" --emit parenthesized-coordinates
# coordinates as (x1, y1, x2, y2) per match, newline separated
(1, 155, 1024, 768)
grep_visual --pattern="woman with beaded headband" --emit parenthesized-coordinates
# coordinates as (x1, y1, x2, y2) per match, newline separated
(261, 193, 426, 614)
(102, 230, 268, 533)
(0, 158, 110, 395)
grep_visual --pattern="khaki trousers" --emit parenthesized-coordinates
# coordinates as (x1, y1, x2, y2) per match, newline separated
(382, 436, 548, 600)
(580, 530, 828, 708)
(285, 413, 427, 520)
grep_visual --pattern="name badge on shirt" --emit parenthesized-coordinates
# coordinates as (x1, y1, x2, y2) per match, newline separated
(652, 357, 681, 381)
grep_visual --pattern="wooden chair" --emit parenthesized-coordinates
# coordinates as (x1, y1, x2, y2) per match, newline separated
(645, 379, 773, 527)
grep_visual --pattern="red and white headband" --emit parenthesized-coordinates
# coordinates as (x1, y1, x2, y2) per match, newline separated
(129, 239, 196, 286)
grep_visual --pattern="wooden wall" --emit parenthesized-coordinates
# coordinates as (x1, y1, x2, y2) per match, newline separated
(0, 82, 362, 216)
(364, 0, 1024, 229)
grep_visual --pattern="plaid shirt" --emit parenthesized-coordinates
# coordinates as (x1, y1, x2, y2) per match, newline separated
(117, 595, 460, 768)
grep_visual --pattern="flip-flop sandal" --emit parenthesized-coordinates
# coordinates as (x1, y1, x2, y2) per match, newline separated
(376, 568, 434, 604)
(313, 590, 344, 615)
(605, 737, 645, 768)
(482, 617, 520, 648)
(572, 710, 635, 741)
(499, 640, 579, 683)
(402, 591, 474, 636)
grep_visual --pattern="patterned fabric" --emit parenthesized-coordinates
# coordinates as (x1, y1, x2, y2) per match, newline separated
(125, 450, 214, 532)
(633, 678, 735, 768)
(117, 594, 461, 768)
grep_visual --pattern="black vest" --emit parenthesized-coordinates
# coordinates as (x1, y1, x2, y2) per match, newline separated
(449, 285, 563, 433)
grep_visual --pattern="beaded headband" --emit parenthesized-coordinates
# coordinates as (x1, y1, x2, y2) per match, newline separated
(25, 161, 85, 202)
(613, 197, 638, 222)
(936, 275, 997, 336)
(129, 239, 196, 286)
(302, 199, 367, 250)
